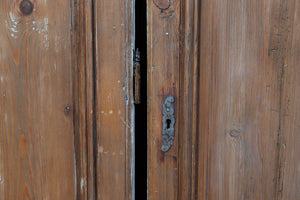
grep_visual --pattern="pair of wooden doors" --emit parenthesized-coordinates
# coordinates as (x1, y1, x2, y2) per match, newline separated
(0, 0, 299, 199)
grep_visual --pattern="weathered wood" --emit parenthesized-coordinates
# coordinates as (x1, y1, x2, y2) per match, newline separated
(147, 0, 180, 199)
(0, 0, 75, 199)
(178, 0, 201, 199)
(148, 0, 300, 199)
(94, 0, 135, 199)
(198, 0, 300, 199)
(71, 0, 94, 199)
(277, 1, 300, 199)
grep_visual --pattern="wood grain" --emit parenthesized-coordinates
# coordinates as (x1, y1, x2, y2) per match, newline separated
(94, 0, 135, 199)
(71, 0, 94, 199)
(147, 0, 180, 199)
(148, 0, 300, 199)
(0, 0, 75, 199)
(277, 0, 300, 199)
(178, 0, 201, 199)
(198, 0, 300, 199)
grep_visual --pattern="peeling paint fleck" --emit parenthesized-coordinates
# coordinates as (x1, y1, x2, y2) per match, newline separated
(80, 178, 86, 192)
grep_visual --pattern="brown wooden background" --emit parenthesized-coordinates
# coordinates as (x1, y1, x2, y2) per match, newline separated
(1, 0, 300, 199)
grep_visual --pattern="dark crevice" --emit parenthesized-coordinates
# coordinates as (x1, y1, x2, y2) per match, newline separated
(91, 0, 98, 199)
(135, 0, 147, 199)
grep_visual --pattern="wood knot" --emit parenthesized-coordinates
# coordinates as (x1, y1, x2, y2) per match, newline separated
(153, 0, 170, 10)
(229, 129, 241, 138)
(20, 0, 34, 16)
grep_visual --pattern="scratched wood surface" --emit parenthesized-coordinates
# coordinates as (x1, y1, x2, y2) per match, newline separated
(94, 0, 135, 199)
(0, 0, 76, 199)
(198, 0, 300, 199)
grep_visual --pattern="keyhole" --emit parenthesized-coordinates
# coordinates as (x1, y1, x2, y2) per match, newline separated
(166, 119, 171, 129)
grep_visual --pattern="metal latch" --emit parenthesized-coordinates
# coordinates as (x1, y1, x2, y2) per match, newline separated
(134, 49, 141, 104)
(161, 96, 175, 152)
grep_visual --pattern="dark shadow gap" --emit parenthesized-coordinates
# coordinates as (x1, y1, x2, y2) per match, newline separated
(135, 0, 147, 199)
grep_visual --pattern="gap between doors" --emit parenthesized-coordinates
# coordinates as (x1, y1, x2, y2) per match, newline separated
(134, 0, 148, 199)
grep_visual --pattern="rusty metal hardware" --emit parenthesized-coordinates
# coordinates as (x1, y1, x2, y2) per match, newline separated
(161, 96, 175, 152)
(134, 49, 141, 104)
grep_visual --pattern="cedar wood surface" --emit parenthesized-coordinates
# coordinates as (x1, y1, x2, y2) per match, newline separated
(0, 0, 135, 199)
(148, 0, 300, 199)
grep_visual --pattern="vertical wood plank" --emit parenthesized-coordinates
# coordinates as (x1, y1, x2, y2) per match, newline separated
(178, 0, 201, 199)
(94, 0, 135, 199)
(278, 0, 300, 199)
(147, 0, 180, 199)
(0, 0, 75, 199)
(71, 0, 94, 199)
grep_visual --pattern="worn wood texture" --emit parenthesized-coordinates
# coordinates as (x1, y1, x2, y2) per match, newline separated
(148, 0, 300, 199)
(277, 0, 300, 199)
(148, 0, 201, 199)
(71, 0, 94, 199)
(198, 0, 300, 199)
(94, 0, 135, 199)
(178, 0, 201, 199)
(147, 0, 180, 199)
(0, 0, 76, 199)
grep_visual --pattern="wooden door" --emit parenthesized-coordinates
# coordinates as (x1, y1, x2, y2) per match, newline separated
(147, 0, 300, 199)
(0, 0, 134, 199)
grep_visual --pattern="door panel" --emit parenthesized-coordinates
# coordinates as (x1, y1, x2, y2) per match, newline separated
(0, 0, 75, 199)
(200, 0, 282, 198)
(199, 0, 300, 199)
(0, 0, 135, 199)
(94, 0, 135, 199)
(148, 0, 300, 199)
(147, 0, 181, 199)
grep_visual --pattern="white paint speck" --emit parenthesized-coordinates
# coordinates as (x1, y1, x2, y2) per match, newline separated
(109, 110, 113, 114)
(80, 178, 86, 192)
(98, 146, 104, 153)
(9, 12, 18, 25)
